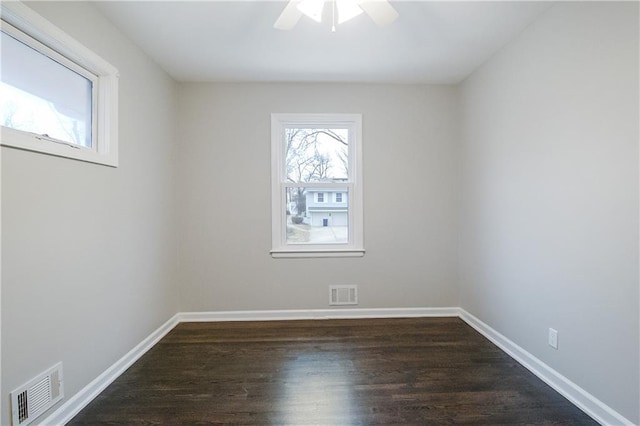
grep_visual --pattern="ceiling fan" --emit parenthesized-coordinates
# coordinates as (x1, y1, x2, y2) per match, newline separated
(274, 0, 399, 31)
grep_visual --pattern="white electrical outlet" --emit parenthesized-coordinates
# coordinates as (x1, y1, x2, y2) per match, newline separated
(548, 328, 558, 349)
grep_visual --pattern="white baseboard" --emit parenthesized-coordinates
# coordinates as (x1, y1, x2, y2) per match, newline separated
(43, 308, 632, 426)
(42, 314, 180, 426)
(178, 307, 460, 322)
(458, 309, 633, 426)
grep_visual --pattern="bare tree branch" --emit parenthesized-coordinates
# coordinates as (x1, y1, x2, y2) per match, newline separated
(284, 127, 349, 216)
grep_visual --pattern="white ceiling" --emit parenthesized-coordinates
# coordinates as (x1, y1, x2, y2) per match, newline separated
(94, 1, 552, 84)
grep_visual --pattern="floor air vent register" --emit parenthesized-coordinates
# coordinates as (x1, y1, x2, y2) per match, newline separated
(10, 363, 64, 426)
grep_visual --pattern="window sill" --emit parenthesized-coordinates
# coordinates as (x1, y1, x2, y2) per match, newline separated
(270, 249, 365, 258)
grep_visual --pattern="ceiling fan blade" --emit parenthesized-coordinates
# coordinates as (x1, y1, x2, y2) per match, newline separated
(359, 0, 398, 27)
(274, 0, 303, 30)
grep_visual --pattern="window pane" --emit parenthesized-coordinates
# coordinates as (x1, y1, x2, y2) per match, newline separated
(0, 31, 93, 148)
(285, 128, 349, 183)
(286, 187, 349, 244)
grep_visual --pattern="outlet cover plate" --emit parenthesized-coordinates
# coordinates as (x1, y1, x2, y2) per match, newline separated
(548, 328, 558, 349)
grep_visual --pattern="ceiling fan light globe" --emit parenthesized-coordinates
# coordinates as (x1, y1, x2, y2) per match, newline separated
(297, 0, 325, 23)
(337, 0, 364, 24)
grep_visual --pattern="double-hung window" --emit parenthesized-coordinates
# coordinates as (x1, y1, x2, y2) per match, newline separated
(0, 2, 119, 166)
(271, 113, 364, 257)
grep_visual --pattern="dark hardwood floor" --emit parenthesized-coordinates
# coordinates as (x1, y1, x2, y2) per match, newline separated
(69, 318, 596, 425)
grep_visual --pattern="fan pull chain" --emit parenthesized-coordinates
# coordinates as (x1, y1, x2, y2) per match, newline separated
(332, 0, 337, 32)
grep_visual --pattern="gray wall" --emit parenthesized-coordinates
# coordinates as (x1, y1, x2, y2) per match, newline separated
(459, 2, 639, 422)
(176, 83, 459, 312)
(1, 1, 638, 424)
(1, 2, 179, 424)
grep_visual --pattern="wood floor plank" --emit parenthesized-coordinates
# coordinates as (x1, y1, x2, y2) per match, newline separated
(69, 318, 597, 425)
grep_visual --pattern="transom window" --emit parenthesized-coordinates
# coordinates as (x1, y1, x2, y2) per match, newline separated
(0, 2, 119, 166)
(271, 113, 364, 258)
(1, 29, 95, 148)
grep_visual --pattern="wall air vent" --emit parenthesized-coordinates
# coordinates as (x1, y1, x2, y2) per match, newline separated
(329, 285, 358, 305)
(10, 363, 64, 426)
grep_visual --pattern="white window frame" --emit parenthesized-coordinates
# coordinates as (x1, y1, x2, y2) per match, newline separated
(316, 192, 325, 203)
(271, 113, 364, 258)
(335, 192, 343, 203)
(0, 2, 119, 167)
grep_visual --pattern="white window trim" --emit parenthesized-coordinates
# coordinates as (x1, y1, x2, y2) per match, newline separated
(271, 113, 364, 258)
(316, 192, 325, 203)
(0, 2, 119, 167)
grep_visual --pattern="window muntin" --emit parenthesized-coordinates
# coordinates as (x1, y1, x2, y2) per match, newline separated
(272, 114, 363, 258)
(0, 2, 119, 166)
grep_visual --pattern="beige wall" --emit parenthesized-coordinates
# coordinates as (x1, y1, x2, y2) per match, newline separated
(1, 2, 179, 424)
(176, 83, 459, 312)
(459, 2, 639, 422)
